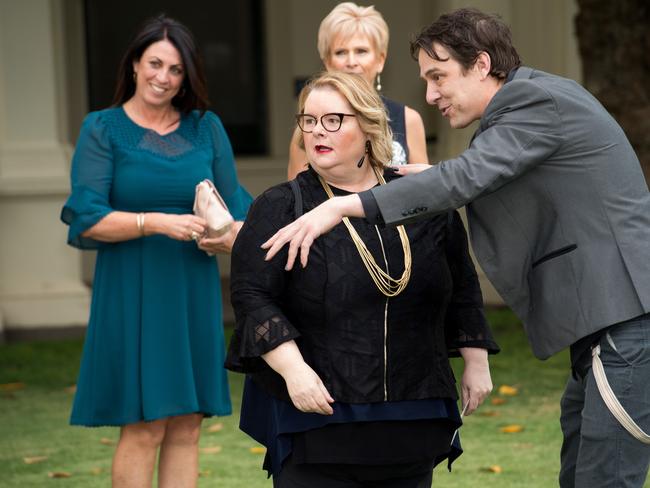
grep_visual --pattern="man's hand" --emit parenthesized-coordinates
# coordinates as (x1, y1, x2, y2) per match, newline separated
(262, 193, 364, 269)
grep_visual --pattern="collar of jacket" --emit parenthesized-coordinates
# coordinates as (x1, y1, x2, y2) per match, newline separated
(471, 66, 534, 144)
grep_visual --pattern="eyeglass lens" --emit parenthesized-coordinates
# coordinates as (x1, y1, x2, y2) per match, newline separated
(298, 114, 344, 132)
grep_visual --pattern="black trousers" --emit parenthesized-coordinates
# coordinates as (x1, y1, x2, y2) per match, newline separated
(273, 457, 434, 488)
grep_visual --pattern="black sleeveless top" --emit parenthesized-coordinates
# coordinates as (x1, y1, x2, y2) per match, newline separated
(382, 96, 409, 165)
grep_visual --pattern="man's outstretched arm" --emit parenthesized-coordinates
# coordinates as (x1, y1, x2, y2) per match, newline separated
(261, 165, 432, 269)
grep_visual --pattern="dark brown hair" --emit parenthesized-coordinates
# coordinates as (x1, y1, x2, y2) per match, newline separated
(410, 8, 521, 79)
(112, 14, 209, 114)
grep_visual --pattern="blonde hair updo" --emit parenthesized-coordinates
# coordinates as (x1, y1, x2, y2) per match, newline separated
(317, 2, 389, 64)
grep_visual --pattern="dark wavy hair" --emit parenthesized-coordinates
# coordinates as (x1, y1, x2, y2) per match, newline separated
(410, 8, 521, 80)
(112, 14, 209, 114)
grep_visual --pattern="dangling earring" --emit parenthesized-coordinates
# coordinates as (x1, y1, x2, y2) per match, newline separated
(357, 140, 371, 168)
(179, 86, 186, 98)
(375, 72, 382, 92)
(133, 71, 137, 82)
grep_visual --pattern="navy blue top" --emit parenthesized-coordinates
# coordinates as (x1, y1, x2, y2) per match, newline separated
(240, 377, 463, 477)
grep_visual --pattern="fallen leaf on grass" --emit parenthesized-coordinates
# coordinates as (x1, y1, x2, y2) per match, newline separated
(498, 385, 519, 396)
(199, 470, 212, 477)
(23, 456, 48, 464)
(0, 382, 25, 392)
(480, 465, 503, 473)
(206, 422, 223, 433)
(500, 424, 524, 433)
(64, 385, 77, 394)
(48, 472, 72, 478)
(477, 410, 500, 417)
(491, 397, 507, 405)
(90, 467, 103, 475)
(99, 438, 115, 446)
(199, 446, 222, 454)
(249, 446, 266, 454)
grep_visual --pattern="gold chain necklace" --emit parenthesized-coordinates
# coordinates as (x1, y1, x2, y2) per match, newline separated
(317, 168, 412, 297)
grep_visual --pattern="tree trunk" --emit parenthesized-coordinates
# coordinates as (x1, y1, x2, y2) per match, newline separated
(575, 0, 650, 182)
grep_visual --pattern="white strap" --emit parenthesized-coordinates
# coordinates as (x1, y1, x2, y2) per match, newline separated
(592, 343, 650, 444)
(449, 401, 469, 446)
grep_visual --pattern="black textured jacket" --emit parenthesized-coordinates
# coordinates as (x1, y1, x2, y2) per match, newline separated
(225, 168, 499, 403)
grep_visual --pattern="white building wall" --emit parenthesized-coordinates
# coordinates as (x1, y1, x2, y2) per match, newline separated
(0, 0, 90, 338)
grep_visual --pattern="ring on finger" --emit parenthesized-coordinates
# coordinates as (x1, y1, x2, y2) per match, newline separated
(191, 231, 199, 241)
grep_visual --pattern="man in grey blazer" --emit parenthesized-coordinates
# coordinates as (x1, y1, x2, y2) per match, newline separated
(263, 7, 650, 487)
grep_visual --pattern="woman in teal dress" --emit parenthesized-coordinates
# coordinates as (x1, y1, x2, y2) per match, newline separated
(61, 15, 251, 486)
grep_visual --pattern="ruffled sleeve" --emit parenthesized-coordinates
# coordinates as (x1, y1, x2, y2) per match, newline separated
(205, 112, 252, 221)
(225, 184, 301, 373)
(60, 112, 114, 249)
(444, 211, 500, 356)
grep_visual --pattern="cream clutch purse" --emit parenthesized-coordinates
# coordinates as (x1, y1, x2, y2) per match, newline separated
(193, 179, 234, 238)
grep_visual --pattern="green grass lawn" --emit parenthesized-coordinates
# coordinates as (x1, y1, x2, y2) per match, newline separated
(1, 310, 647, 487)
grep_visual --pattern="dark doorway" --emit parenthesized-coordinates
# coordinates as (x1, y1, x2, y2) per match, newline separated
(84, 0, 267, 155)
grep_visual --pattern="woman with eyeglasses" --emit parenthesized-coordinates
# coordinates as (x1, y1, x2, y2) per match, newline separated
(226, 71, 498, 487)
(287, 2, 428, 180)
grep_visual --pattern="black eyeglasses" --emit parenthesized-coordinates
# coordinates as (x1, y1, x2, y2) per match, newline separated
(295, 113, 356, 133)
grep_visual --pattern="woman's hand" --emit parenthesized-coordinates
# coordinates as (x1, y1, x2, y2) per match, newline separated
(197, 221, 243, 255)
(262, 340, 335, 415)
(391, 163, 432, 176)
(262, 194, 364, 269)
(459, 347, 493, 415)
(283, 361, 335, 415)
(152, 213, 207, 241)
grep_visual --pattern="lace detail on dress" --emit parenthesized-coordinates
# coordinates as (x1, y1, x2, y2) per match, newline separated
(225, 308, 301, 373)
(455, 330, 488, 343)
(255, 316, 292, 344)
(445, 306, 499, 355)
(137, 131, 195, 158)
(102, 109, 213, 161)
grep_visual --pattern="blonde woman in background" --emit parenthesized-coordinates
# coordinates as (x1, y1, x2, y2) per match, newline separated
(287, 2, 428, 179)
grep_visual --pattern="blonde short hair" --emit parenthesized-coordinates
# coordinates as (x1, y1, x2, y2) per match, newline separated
(317, 2, 389, 63)
(296, 71, 393, 169)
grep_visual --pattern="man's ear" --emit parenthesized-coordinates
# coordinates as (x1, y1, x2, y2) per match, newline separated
(474, 51, 492, 80)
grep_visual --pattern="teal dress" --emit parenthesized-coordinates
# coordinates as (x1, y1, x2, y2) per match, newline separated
(61, 107, 252, 426)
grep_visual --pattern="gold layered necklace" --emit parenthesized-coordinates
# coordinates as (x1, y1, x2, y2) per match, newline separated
(317, 168, 412, 297)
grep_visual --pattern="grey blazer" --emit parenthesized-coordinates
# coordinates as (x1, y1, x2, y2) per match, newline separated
(371, 67, 650, 359)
